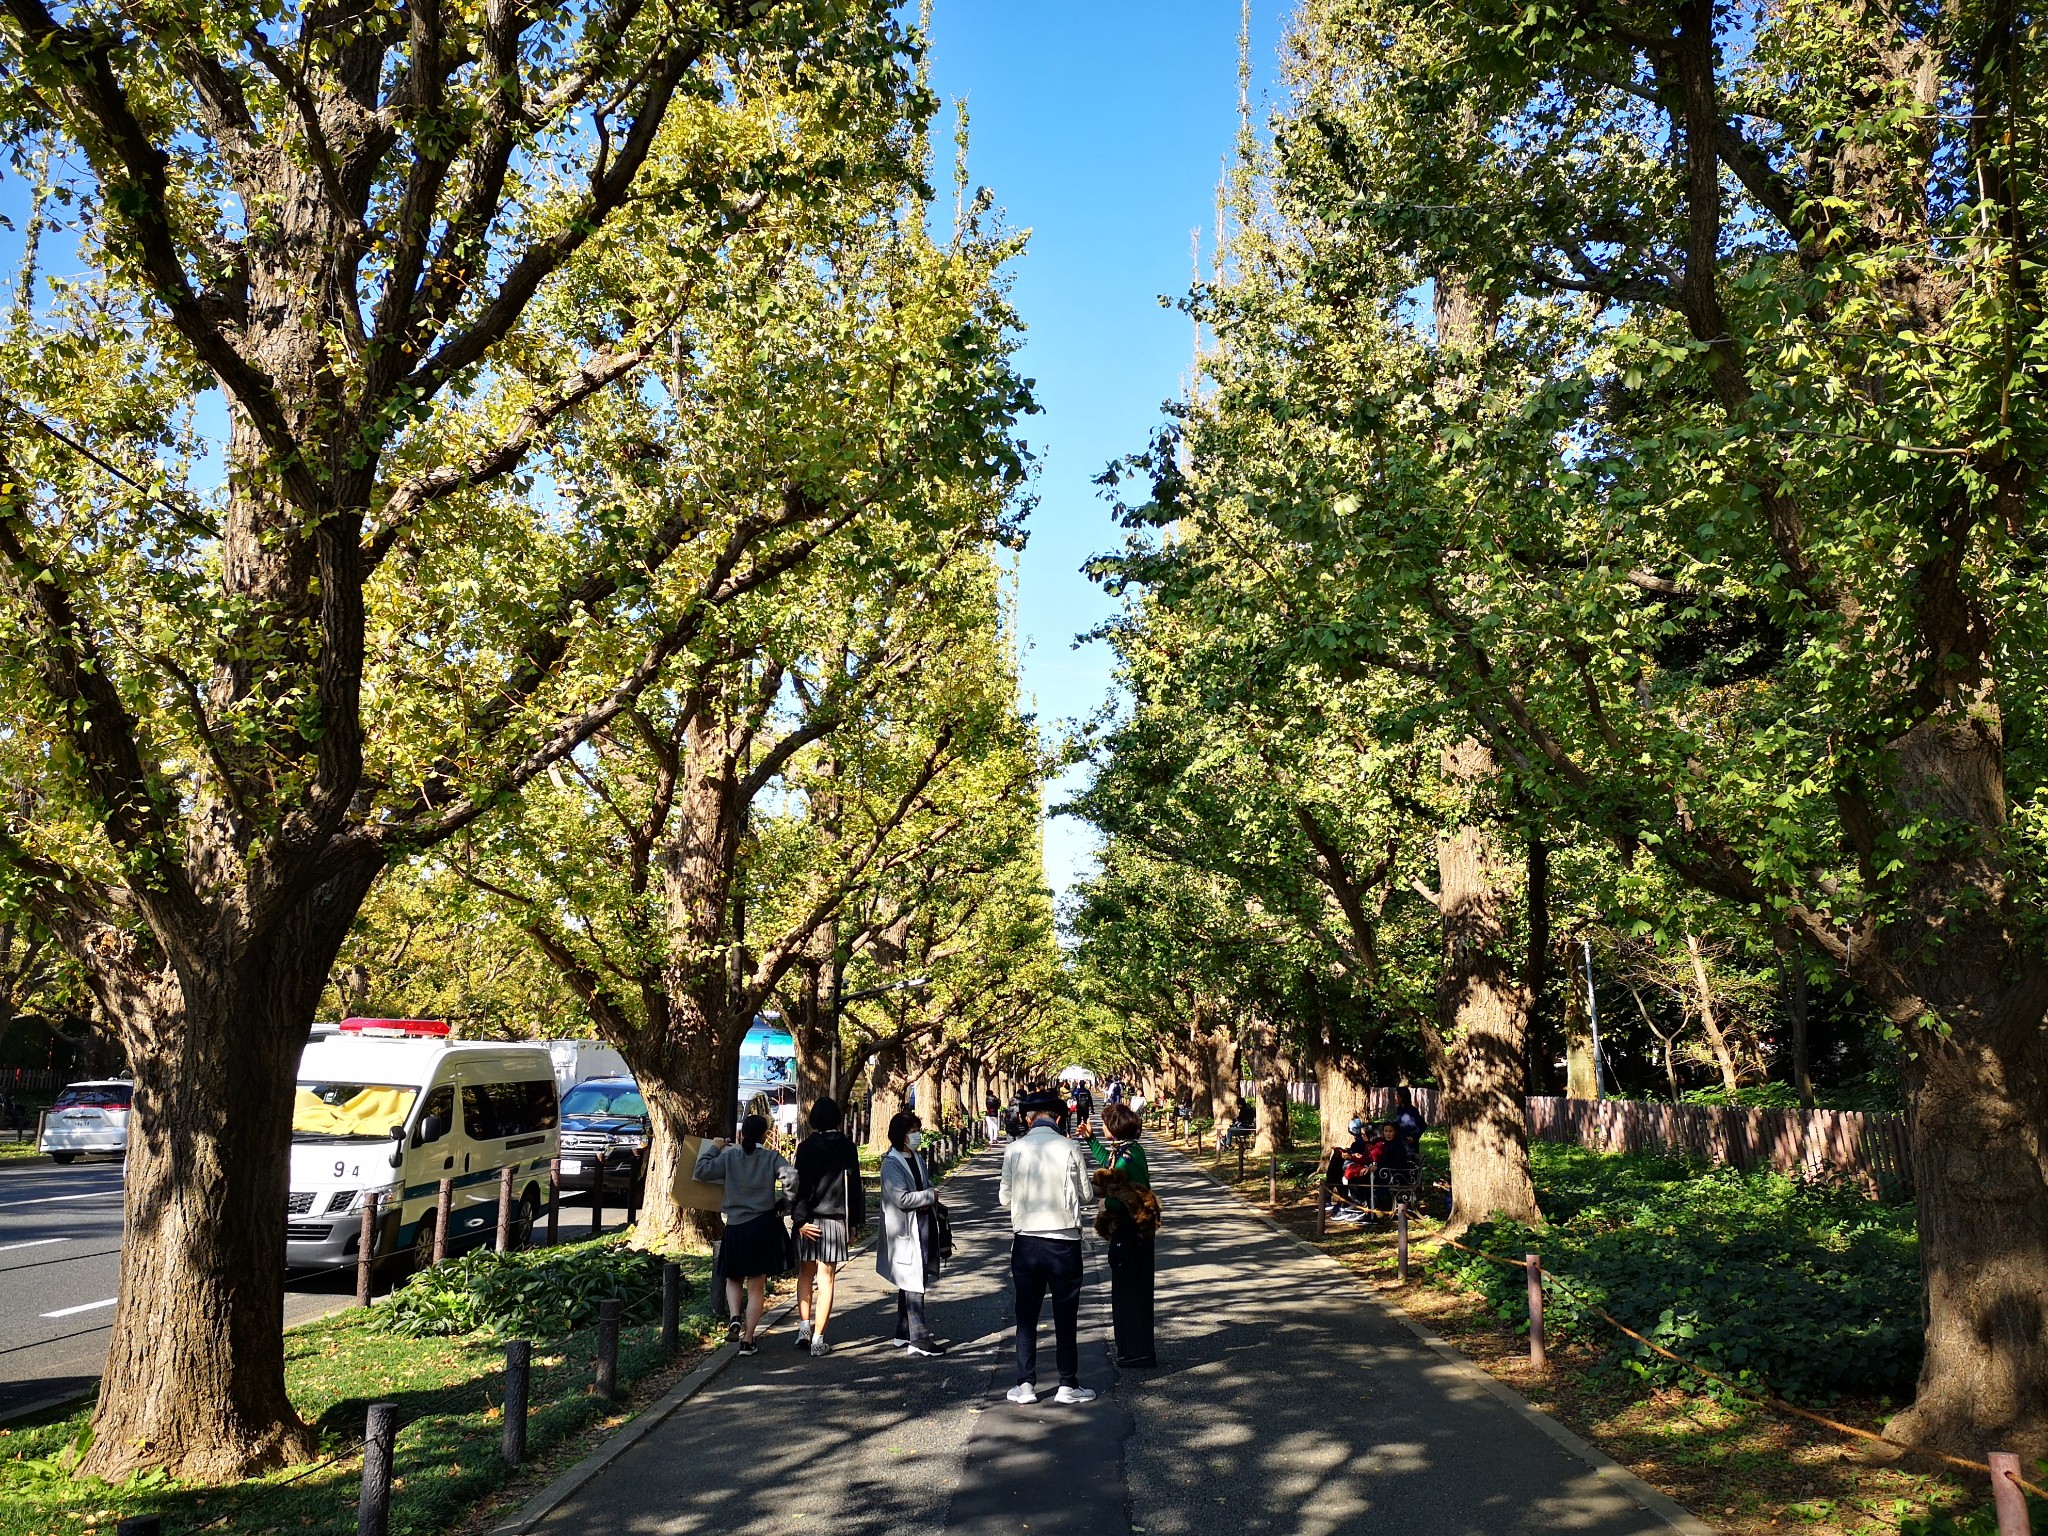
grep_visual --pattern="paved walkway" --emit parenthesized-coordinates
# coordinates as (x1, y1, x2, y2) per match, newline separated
(527, 1143, 1692, 1536)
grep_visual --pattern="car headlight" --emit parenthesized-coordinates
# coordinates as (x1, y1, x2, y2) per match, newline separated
(614, 1134, 647, 1150)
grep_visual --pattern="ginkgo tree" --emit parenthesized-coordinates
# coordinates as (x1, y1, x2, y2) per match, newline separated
(0, 0, 940, 1482)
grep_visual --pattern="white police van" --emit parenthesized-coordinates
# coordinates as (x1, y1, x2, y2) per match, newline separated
(287, 1019, 558, 1272)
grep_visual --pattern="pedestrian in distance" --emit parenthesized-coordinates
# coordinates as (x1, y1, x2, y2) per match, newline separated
(1090, 1101, 1160, 1367)
(1393, 1086, 1427, 1157)
(693, 1113, 793, 1357)
(1000, 1103, 1097, 1405)
(878, 1109, 946, 1357)
(790, 1095, 863, 1358)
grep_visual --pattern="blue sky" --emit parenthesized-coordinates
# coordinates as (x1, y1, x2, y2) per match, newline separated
(923, 2, 1288, 900)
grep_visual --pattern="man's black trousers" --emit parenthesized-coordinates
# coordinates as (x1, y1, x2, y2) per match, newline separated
(1012, 1233, 1083, 1387)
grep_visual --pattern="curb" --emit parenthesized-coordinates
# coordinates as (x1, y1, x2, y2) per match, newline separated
(488, 1143, 989, 1536)
(1174, 1147, 1716, 1536)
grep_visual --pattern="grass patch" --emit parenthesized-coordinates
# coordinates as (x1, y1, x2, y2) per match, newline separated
(0, 1137, 47, 1161)
(1179, 1124, 2045, 1536)
(0, 1240, 719, 1536)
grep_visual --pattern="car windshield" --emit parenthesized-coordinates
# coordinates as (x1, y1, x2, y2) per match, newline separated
(561, 1083, 646, 1118)
(293, 1082, 419, 1142)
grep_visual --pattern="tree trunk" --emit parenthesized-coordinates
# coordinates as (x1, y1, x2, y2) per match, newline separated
(1203, 1026, 1239, 1125)
(1436, 741, 1542, 1237)
(789, 951, 836, 1109)
(1683, 932, 1742, 1096)
(1317, 1053, 1372, 1150)
(1250, 1021, 1293, 1158)
(1780, 937, 1813, 1109)
(867, 1039, 908, 1152)
(83, 868, 375, 1482)
(631, 984, 739, 1251)
(1564, 956, 1598, 1100)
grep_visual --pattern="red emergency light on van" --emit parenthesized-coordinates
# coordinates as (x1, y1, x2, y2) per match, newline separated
(338, 1017, 451, 1037)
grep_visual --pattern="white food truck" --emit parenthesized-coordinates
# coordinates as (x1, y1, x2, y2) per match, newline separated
(287, 1019, 558, 1272)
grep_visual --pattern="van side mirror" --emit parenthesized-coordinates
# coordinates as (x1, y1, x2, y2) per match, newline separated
(388, 1124, 406, 1167)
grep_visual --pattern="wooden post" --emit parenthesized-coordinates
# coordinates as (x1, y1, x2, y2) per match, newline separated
(501, 1340, 530, 1469)
(591, 1178, 602, 1237)
(547, 1157, 561, 1245)
(1989, 1451, 2030, 1536)
(433, 1178, 452, 1266)
(114, 1520, 161, 1536)
(1268, 1152, 1278, 1206)
(357, 1401, 398, 1536)
(1237, 1140, 1246, 1181)
(356, 1191, 380, 1306)
(496, 1165, 516, 1251)
(661, 1262, 681, 1351)
(1315, 1183, 1327, 1237)
(626, 1174, 639, 1231)
(1526, 1253, 1546, 1369)
(594, 1298, 621, 1398)
(1397, 1206, 1410, 1282)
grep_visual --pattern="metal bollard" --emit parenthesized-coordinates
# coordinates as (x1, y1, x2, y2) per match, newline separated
(594, 1298, 621, 1398)
(502, 1339, 530, 1469)
(358, 1401, 398, 1536)
(548, 1157, 561, 1245)
(661, 1261, 681, 1351)
(357, 1191, 381, 1307)
(1526, 1253, 1547, 1370)
(433, 1178, 453, 1266)
(114, 1519, 160, 1536)
(496, 1166, 516, 1251)
(1989, 1451, 2030, 1536)
(1397, 1206, 1410, 1282)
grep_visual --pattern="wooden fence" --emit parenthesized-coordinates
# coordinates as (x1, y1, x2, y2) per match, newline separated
(1354, 1086, 1914, 1194)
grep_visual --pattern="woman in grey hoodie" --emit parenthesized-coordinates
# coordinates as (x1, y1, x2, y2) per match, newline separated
(694, 1113, 793, 1356)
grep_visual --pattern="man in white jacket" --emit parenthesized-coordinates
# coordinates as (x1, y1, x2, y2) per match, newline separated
(998, 1103, 1097, 1405)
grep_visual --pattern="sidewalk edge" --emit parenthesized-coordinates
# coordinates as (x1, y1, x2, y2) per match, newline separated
(486, 1299, 797, 1536)
(1176, 1148, 1717, 1536)
(487, 1144, 989, 1536)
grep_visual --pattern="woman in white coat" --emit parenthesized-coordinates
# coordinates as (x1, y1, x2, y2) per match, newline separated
(877, 1109, 945, 1357)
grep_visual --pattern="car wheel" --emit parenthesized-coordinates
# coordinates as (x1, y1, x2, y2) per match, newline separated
(48, 1152, 76, 1164)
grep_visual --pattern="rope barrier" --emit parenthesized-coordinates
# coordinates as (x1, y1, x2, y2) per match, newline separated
(1415, 1226, 2048, 1503)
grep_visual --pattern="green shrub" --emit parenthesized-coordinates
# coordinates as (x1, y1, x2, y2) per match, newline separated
(1439, 1154, 1921, 1402)
(375, 1239, 676, 1338)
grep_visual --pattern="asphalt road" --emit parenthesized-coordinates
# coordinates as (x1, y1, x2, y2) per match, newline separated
(526, 1140, 1695, 1536)
(0, 1155, 633, 1424)
(0, 1157, 352, 1422)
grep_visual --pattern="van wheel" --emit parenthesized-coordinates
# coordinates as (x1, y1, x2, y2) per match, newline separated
(48, 1152, 76, 1164)
(411, 1215, 441, 1274)
(510, 1189, 540, 1251)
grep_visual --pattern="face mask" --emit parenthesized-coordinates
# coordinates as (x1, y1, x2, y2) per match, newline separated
(906, 1131, 925, 1151)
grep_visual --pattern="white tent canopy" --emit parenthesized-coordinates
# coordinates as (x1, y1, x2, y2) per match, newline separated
(1056, 1066, 1097, 1085)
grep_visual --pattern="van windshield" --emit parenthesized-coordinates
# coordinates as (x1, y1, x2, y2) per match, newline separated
(294, 1083, 419, 1142)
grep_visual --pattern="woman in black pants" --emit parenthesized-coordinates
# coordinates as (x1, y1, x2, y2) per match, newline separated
(1092, 1101, 1157, 1367)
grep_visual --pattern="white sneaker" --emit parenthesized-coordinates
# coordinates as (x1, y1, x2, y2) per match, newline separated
(810, 1337, 832, 1358)
(1006, 1383, 1038, 1404)
(1054, 1385, 1097, 1405)
(794, 1324, 813, 1350)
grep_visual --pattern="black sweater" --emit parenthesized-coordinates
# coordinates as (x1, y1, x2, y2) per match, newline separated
(790, 1131, 865, 1228)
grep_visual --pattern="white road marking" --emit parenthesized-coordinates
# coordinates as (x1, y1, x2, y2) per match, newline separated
(0, 1188, 125, 1209)
(41, 1297, 117, 1318)
(0, 1237, 65, 1254)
